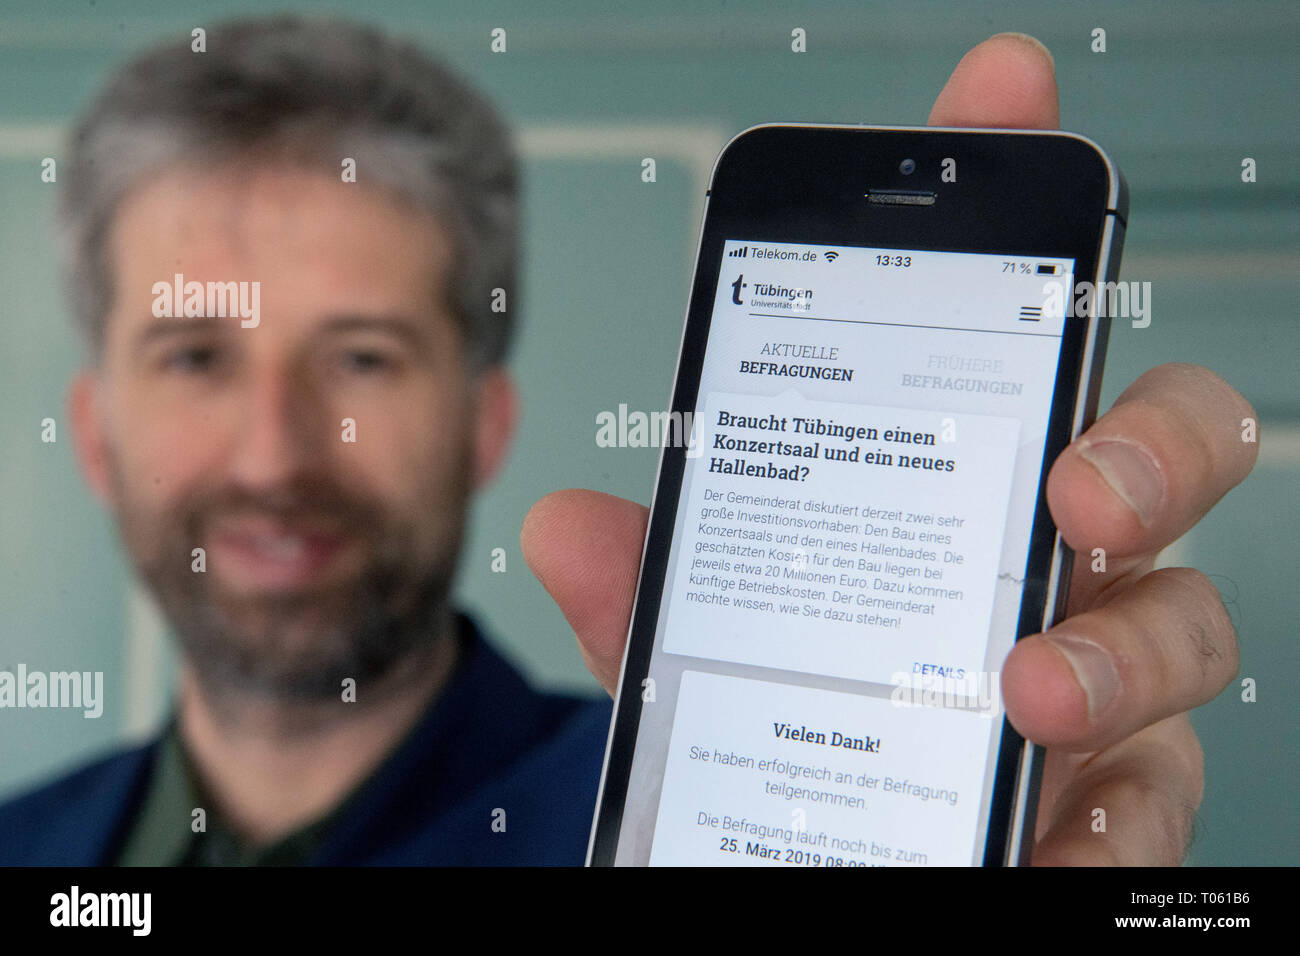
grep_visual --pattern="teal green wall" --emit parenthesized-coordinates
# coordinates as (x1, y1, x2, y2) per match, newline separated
(1, 0, 1296, 865)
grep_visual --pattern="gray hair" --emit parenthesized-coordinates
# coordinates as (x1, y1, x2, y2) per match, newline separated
(57, 14, 519, 371)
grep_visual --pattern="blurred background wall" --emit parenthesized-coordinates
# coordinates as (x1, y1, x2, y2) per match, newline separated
(0, 0, 1295, 864)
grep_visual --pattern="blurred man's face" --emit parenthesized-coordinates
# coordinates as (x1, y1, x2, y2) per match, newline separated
(73, 162, 489, 702)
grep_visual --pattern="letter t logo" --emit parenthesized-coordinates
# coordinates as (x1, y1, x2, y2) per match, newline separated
(731, 274, 747, 305)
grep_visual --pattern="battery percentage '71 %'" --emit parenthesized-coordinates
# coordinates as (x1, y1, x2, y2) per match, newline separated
(1003, 261, 1062, 275)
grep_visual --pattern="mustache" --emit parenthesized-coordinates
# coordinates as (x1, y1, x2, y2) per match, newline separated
(174, 481, 390, 532)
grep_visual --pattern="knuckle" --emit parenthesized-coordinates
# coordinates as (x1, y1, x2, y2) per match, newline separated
(1154, 567, 1240, 683)
(1167, 719, 1206, 861)
(1158, 363, 1258, 473)
(1116, 363, 1253, 481)
(1074, 716, 1206, 865)
(1119, 771, 1198, 866)
(1164, 713, 1206, 807)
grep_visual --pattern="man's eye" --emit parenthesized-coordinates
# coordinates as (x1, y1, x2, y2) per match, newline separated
(165, 346, 220, 372)
(340, 350, 395, 374)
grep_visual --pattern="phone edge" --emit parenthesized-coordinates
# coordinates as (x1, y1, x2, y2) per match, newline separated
(1006, 194, 1128, 866)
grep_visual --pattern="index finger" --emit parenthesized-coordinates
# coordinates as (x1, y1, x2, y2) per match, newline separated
(1047, 363, 1260, 596)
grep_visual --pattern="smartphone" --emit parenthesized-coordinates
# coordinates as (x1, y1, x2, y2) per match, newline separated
(587, 124, 1126, 867)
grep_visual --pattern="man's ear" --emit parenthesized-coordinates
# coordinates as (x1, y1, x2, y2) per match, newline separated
(470, 365, 517, 490)
(68, 371, 114, 507)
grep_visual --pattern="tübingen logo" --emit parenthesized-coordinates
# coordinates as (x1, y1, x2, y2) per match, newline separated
(731, 274, 747, 305)
(731, 274, 814, 308)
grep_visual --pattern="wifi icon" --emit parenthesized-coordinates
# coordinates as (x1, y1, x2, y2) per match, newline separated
(824, 250, 840, 262)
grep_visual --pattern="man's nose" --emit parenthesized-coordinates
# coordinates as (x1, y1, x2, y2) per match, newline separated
(225, 364, 325, 492)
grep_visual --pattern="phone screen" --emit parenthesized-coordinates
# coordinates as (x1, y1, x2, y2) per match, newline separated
(607, 238, 1078, 866)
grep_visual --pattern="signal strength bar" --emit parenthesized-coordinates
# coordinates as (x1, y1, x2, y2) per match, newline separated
(728, 245, 748, 258)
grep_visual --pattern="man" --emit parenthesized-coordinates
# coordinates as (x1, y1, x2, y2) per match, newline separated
(0, 18, 1254, 867)
(0, 15, 609, 865)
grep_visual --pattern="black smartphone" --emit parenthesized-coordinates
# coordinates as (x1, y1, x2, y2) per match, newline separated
(588, 124, 1126, 866)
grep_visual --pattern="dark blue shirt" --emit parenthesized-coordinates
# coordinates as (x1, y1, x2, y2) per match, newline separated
(0, 612, 612, 865)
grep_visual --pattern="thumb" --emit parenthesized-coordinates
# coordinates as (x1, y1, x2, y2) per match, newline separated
(928, 32, 1059, 129)
(521, 488, 648, 695)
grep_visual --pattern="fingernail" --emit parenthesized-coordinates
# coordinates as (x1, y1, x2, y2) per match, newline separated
(989, 32, 1055, 71)
(1047, 635, 1119, 720)
(1078, 438, 1165, 525)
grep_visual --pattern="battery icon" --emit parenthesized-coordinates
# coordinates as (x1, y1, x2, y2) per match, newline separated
(1036, 263, 1061, 275)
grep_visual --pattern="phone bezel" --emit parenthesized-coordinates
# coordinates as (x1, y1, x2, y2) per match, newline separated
(587, 123, 1127, 867)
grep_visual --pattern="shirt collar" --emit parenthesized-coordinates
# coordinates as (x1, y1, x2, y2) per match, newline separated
(120, 611, 507, 865)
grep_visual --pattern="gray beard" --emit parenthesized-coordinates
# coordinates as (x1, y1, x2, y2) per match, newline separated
(106, 451, 471, 706)
(156, 536, 460, 703)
